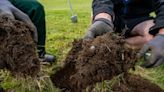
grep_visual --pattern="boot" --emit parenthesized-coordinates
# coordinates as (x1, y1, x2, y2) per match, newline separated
(38, 47, 56, 63)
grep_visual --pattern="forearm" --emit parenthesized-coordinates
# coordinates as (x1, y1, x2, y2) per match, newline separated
(149, 0, 164, 35)
(92, 0, 114, 20)
(158, 28, 164, 34)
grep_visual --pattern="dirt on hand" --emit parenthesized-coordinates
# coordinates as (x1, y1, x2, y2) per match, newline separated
(50, 33, 137, 92)
(112, 73, 164, 92)
(0, 16, 40, 76)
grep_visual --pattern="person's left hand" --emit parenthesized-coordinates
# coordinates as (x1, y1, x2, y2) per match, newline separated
(138, 34, 164, 68)
(0, 0, 38, 43)
(84, 18, 114, 39)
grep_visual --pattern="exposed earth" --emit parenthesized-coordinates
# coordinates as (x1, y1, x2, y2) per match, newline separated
(112, 73, 164, 92)
(51, 33, 138, 91)
(0, 16, 40, 76)
(0, 16, 163, 92)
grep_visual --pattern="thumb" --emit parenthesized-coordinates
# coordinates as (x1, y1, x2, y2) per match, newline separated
(138, 44, 150, 58)
(84, 31, 94, 40)
(12, 7, 31, 24)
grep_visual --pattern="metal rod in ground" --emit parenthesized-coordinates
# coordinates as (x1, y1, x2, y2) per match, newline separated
(67, 0, 78, 23)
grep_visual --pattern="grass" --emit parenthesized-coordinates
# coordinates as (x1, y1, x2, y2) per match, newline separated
(0, 0, 164, 91)
(43, 0, 92, 60)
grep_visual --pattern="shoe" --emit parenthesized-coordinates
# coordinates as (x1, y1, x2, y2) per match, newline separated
(39, 54, 56, 65)
(37, 47, 56, 63)
(0, 86, 5, 92)
(42, 54, 56, 63)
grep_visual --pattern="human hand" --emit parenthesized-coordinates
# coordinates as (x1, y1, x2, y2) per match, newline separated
(0, 0, 37, 43)
(84, 18, 114, 39)
(138, 34, 164, 68)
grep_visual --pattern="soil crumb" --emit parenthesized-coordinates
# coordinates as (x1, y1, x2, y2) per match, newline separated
(112, 73, 164, 92)
(51, 33, 137, 92)
(0, 16, 40, 76)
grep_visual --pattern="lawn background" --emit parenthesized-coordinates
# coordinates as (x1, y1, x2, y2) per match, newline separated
(0, 0, 164, 91)
(42, 0, 164, 89)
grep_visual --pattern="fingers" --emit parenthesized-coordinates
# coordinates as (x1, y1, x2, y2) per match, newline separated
(84, 24, 95, 39)
(12, 7, 36, 29)
(138, 44, 150, 58)
(141, 52, 158, 68)
(151, 51, 164, 67)
(153, 58, 164, 67)
(84, 31, 94, 40)
(2, 14, 14, 19)
(30, 27, 38, 43)
(12, 7, 31, 23)
(93, 21, 112, 35)
(138, 44, 160, 68)
(12, 7, 38, 43)
(0, 9, 15, 19)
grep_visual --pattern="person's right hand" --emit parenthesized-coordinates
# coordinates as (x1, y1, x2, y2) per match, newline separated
(0, 0, 38, 43)
(84, 18, 114, 39)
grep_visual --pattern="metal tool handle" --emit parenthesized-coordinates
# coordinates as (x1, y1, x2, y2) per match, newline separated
(68, 0, 75, 15)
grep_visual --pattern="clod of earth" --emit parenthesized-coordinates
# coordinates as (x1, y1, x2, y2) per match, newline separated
(50, 33, 137, 92)
(0, 16, 40, 76)
(112, 73, 164, 92)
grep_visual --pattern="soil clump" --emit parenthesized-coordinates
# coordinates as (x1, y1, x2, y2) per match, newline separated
(0, 16, 40, 76)
(112, 73, 164, 92)
(51, 33, 137, 91)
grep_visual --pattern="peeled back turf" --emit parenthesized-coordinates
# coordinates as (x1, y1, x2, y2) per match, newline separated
(112, 73, 164, 92)
(50, 33, 137, 91)
(0, 16, 40, 76)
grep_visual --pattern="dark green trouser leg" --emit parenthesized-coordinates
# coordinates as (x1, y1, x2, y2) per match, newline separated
(9, 0, 46, 56)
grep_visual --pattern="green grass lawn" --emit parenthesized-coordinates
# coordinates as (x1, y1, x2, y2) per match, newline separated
(42, 0, 92, 61)
(0, 0, 164, 91)
(42, 0, 164, 89)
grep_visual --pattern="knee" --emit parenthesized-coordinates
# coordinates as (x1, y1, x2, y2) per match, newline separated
(23, 0, 45, 14)
(144, 35, 154, 43)
(131, 20, 155, 36)
(31, 1, 44, 12)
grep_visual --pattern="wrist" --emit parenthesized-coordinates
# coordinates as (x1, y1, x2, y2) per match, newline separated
(158, 28, 164, 35)
(94, 13, 112, 22)
(93, 18, 114, 29)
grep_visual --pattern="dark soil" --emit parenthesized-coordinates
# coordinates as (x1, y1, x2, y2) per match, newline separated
(112, 73, 164, 92)
(0, 16, 40, 76)
(50, 33, 137, 92)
